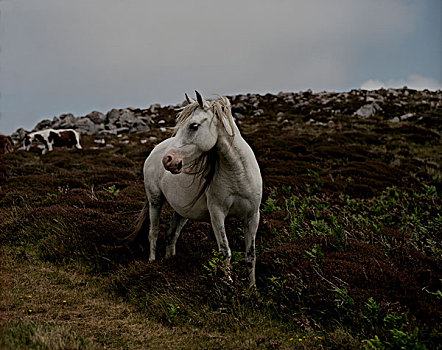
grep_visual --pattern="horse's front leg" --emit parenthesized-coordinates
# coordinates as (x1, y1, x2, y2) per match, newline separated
(209, 206, 232, 281)
(245, 210, 259, 288)
(165, 212, 188, 258)
(148, 196, 163, 261)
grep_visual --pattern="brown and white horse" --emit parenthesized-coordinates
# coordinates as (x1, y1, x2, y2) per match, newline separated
(24, 129, 82, 154)
(0, 134, 14, 154)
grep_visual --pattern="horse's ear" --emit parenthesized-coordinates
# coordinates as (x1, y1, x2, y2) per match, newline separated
(195, 90, 209, 109)
(185, 93, 195, 104)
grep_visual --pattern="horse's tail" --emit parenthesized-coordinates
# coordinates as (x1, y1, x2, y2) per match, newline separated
(115, 201, 149, 248)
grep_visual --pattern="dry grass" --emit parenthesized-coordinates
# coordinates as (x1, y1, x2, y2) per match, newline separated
(1, 247, 309, 349)
(0, 247, 230, 349)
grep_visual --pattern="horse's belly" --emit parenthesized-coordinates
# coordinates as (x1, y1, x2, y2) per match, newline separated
(161, 173, 210, 221)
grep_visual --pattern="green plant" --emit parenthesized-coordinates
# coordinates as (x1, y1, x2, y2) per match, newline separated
(333, 286, 354, 310)
(329, 214, 348, 250)
(168, 303, 180, 320)
(45, 192, 57, 199)
(361, 297, 380, 330)
(363, 312, 427, 350)
(262, 187, 280, 214)
(203, 250, 225, 276)
(268, 276, 286, 294)
(424, 279, 442, 299)
(202, 249, 235, 286)
(307, 169, 323, 194)
(422, 184, 437, 198)
(282, 185, 292, 196)
(103, 185, 120, 200)
(304, 244, 324, 268)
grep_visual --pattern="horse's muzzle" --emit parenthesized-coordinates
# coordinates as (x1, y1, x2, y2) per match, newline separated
(162, 151, 183, 174)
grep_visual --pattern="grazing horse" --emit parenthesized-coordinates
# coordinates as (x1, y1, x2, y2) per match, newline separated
(131, 91, 262, 287)
(24, 128, 82, 154)
(0, 134, 14, 154)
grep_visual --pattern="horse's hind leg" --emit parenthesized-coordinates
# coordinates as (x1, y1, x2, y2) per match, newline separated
(165, 212, 188, 258)
(75, 139, 83, 150)
(148, 195, 164, 262)
(245, 211, 259, 288)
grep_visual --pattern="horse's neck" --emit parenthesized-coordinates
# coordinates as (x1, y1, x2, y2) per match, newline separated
(215, 133, 251, 178)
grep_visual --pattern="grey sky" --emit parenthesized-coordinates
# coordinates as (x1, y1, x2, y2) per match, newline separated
(0, 0, 441, 134)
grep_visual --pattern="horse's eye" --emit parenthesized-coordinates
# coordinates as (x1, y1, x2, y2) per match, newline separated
(189, 123, 199, 131)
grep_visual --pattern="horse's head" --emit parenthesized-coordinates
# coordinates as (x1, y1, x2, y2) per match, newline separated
(162, 91, 233, 175)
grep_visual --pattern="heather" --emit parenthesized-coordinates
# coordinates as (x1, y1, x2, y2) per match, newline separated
(1, 88, 441, 349)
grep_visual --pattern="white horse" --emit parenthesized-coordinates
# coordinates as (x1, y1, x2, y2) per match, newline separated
(131, 91, 262, 287)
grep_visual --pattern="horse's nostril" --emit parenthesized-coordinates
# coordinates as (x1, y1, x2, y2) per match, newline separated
(177, 160, 183, 171)
(167, 156, 172, 163)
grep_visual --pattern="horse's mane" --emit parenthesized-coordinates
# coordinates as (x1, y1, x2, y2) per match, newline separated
(174, 96, 235, 208)
(174, 95, 235, 137)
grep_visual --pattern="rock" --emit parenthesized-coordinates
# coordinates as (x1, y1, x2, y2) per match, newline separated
(232, 102, 247, 113)
(139, 116, 153, 125)
(59, 113, 75, 120)
(74, 117, 100, 135)
(52, 114, 76, 129)
(19, 88, 442, 139)
(86, 111, 106, 124)
(390, 113, 415, 123)
(132, 122, 148, 132)
(33, 119, 52, 131)
(115, 127, 130, 135)
(400, 113, 414, 121)
(116, 109, 137, 127)
(149, 104, 161, 114)
(388, 89, 399, 97)
(283, 95, 296, 104)
(11, 128, 28, 142)
(353, 103, 382, 118)
(253, 109, 264, 117)
(106, 109, 121, 125)
(98, 129, 118, 136)
(94, 138, 106, 144)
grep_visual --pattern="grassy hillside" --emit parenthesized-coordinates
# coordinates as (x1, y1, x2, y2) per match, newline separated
(1, 89, 441, 349)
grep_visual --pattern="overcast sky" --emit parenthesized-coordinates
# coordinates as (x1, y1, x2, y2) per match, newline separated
(0, 0, 441, 134)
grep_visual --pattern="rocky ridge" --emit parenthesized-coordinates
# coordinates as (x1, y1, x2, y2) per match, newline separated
(10, 88, 442, 142)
